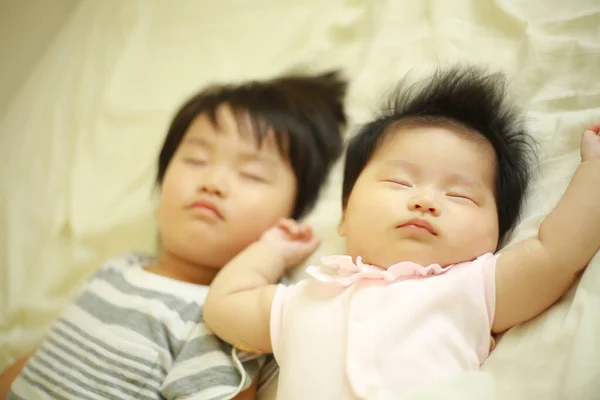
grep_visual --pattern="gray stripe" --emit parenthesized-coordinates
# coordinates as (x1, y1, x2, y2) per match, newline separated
(174, 332, 233, 364)
(173, 327, 265, 392)
(93, 259, 203, 323)
(236, 349, 263, 363)
(74, 290, 183, 354)
(119, 253, 154, 267)
(37, 342, 160, 399)
(259, 356, 279, 390)
(31, 355, 158, 400)
(54, 319, 167, 378)
(241, 359, 261, 389)
(21, 365, 97, 400)
(161, 365, 244, 399)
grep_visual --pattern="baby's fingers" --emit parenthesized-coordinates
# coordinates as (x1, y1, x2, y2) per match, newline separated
(581, 127, 600, 161)
(298, 224, 314, 241)
(586, 122, 600, 134)
(277, 218, 302, 237)
(303, 236, 321, 254)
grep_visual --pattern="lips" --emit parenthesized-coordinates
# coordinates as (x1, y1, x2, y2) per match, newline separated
(188, 199, 224, 220)
(397, 218, 437, 235)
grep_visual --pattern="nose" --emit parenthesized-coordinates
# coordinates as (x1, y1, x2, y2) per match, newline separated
(408, 193, 440, 216)
(198, 168, 228, 198)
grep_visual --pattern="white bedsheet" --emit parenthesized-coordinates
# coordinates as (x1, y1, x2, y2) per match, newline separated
(1, 0, 599, 398)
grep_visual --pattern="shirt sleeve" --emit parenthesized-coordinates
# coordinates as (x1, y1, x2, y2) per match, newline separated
(257, 355, 279, 392)
(482, 252, 500, 326)
(270, 283, 294, 362)
(161, 325, 261, 400)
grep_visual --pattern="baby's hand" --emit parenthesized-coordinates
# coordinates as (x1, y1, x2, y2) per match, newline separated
(581, 122, 600, 162)
(260, 218, 320, 268)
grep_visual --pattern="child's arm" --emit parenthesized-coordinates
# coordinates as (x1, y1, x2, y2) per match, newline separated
(0, 351, 34, 398)
(232, 377, 259, 400)
(204, 219, 319, 353)
(493, 125, 600, 333)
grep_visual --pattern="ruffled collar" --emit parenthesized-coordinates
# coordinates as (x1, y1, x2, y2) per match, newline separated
(305, 255, 454, 287)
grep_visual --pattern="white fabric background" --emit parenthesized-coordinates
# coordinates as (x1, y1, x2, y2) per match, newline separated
(1, 0, 599, 398)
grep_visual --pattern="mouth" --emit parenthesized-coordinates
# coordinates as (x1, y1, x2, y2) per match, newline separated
(397, 218, 437, 235)
(188, 199, 224, 220)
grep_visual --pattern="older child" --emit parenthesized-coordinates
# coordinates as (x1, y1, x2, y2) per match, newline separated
(204, 66, 600, 399)
(2, 72, 346, 400)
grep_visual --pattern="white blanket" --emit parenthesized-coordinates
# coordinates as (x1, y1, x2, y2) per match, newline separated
(1, 0, 599, 398)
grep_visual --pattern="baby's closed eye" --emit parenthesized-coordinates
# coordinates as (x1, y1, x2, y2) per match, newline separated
(445, 192, 478, 205)
(380, 179, 413, 188)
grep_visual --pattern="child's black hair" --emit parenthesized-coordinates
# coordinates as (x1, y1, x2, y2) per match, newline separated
(342, 65, 536, 242)
(157, 72, 347, 219)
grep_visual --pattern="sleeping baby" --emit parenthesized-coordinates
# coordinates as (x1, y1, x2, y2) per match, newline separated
(204, 65, 600, 399)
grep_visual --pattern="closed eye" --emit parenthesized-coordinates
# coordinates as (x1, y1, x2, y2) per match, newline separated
(382, 179, 412, 188)
(241, 172, 269, 183)
(446, 193, 476, 204)
(184, 158, 207, 166)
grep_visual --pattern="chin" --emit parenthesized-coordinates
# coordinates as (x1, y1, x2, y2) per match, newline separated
(172, 246, 229, 269)
(388, 244, 439, 267)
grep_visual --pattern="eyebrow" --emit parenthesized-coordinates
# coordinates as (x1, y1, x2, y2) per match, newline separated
(383, 159, 483, 190)
(183, 136, 279, 166)
(238, 152, 279, 167)
(444, 172, 484, 190)
(384, 159, 420, 174)
(182, 136, 212, 148)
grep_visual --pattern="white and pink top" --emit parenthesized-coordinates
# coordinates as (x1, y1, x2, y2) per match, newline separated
(270, 253, 498, 399)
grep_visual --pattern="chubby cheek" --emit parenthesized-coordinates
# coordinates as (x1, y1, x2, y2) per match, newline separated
(155, 196, 178, 241)
(157, 180, 184, 220)
(342, 196, 386, 254)
(451, 211, 499, 257)
(229, 194, 295, 241)
(352, 189, 398, 229)
(159, 165, 192, 206)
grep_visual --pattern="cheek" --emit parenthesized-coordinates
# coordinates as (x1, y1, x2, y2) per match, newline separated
(344, 186, 389, 235)
(230, 184, 296, 226)
(156, 168, 191, 218)
(158, 180, 177, 204)
(155, 188, 177, 233)
(449, 207, 499, 252)
(355, 186, 400, 217)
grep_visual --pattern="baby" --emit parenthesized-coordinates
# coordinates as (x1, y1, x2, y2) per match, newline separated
(204, 66, 600, 399)
(1, 72, 347, 399)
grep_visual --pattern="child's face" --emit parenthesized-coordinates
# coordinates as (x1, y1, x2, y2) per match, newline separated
(157, 104, 297, 269)
(339, 125, 500, 268)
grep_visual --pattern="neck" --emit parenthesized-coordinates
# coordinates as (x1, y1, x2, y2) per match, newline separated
(147, 250, 219, 286)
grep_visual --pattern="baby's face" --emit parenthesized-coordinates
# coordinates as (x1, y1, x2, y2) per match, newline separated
(340, 125, 499, 268)
(157, 104, 297, 269)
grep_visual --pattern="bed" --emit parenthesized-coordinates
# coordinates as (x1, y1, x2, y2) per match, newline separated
(1, 0, 599, 398)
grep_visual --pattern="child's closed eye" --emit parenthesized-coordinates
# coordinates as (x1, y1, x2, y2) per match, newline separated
(184, 157, 207, 166)
(240, 171, 269, 183)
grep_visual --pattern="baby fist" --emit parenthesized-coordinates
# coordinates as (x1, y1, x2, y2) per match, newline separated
(260, 219, 320, 268)
(581, 123, 600, 162)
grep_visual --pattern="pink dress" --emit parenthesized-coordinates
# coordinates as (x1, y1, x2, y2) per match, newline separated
(270, 253, 498, 399)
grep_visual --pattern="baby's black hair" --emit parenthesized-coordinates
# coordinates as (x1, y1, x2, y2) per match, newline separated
(157, 72, 347, 220)
(342, 65, 536, 242)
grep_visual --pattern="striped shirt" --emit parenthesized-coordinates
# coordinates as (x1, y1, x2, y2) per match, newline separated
(9, 253, 277, 400)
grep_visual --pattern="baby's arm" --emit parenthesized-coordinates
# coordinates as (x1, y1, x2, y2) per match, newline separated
(493, 125, 600, 333)
(204, 219, 319, 353)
